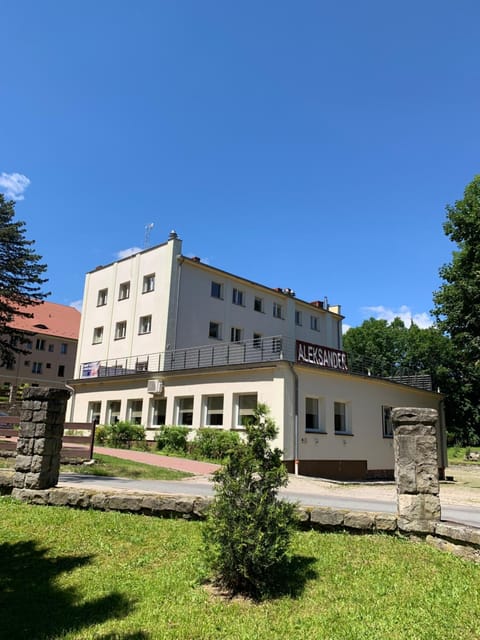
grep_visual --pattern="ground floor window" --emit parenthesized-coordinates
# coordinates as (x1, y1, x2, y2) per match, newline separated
(205, 395, 224, 426)
(176, 396, 194, 426)
(151, 398, 167, 426)
(334, 401, 351, 434)
(235, 393, 257, 427)
(382, 405, 393, 438)
(127, 399, 143, 425)
(305, 397, 320, 431)
(88, 401, 101, 424)
(107, 400, 121, 424)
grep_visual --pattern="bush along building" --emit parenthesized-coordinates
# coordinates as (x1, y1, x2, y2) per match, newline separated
(0, 301, 80, 411)
(69, 231, 446, 480)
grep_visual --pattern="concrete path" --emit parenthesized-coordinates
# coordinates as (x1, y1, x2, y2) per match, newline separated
(95, 446, 220, 475)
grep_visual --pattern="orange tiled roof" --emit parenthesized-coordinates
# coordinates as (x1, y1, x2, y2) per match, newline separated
(8, 300, 81, 340)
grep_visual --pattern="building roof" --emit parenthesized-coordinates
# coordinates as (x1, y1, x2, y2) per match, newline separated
(8, 300, 81, 340)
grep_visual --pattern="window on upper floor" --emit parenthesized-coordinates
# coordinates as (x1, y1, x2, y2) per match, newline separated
(97, 288, 108, 306)
(211, 281, 223, 299)
(93, 326, 104, 344)
(60, 343, 68, 354)
(230, 327, 243, 342)
(57, 364, 65, 377)
(119, 281, 130, 300)
(32, 362, 42, 374)
(273, 302, 283, 319)
(310, 315, 319, 331)
(209, 321, 222, 340)
(295, 310, 302, 326)
(48, 344, 54, 353)
(36, 338, 45, 351)
(232, 288, 244, 306)
(115, 321, 127, 340)
(254, 297, 263, 312)
(139, 315, 152, 334)
(143, 274, 155, 293)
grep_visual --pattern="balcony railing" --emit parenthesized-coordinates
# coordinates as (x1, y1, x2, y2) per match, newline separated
(78, 334, 433, 391)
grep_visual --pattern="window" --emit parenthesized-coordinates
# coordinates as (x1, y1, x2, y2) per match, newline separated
(253, 333, 262, 349)
(97, 288, 108, 306)
(139, 315, 152, 334)
(295, 310, 302, 326)
(143, 273, 155, 293)
(107, 400, 121, 424)
(232, 288, 244, 306)
(211, 281, 223, 299)
(119, 281, 130, 300)
(310, 316, 319, 331)
(151, 398, 167, 426)
(127, 399, 143, 425)
(177, 397, 194, 426)
(115, 321, 127, 340)
(60, 343, 68, 354)
(32, 362, 42, 374)
(24, 340, 32, 351)
(209, 321, 222, 339)
(272, 337, 282, 353)
(46, 363, 51, 369)
(254, 297, 263, 312)
(383, 406, 393, 438)
(205, 396, 224, 426)
(93, 326, 104, 344)
(48, 344, 54, 353)
(273, 302, 283, 319)
(334, 401, 350, 434)
(36, 338, 45, 351)
(135, 359, 148, 372)
(88, 401, 101, 424)
(57, 365, 65, 377)
(230, 327, 243, 342)
(305, 397, 320, 431)
(236, 393, 257, 427)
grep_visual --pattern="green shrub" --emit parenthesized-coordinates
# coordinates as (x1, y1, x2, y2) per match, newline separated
(190, 428, 240, 461)
(155, 425, 190, 454)
(203, 404, 296, 599)
(94, 422, 146, 449)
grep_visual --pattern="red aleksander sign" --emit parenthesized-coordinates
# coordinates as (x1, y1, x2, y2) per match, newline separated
(296, 340, 348, 372)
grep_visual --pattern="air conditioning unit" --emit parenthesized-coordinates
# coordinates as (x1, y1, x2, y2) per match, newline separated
(147, 380, 164, 394)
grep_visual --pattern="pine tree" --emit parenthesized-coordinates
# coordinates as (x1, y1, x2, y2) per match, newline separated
(0, 194, 48, 366)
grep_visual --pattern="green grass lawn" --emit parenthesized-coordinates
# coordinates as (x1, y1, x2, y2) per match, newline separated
(1, 498, 479, 640)
(0, 453, 191, 481)
(448, 446, 480, 465)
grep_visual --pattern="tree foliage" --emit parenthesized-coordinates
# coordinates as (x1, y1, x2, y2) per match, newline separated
(0, 194, 48, 366)
(432, 175, 480, 444)
(203, 404, 296, 599)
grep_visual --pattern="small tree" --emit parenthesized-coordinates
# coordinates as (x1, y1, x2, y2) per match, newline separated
(0, 194, 48, 367)
(203, 404, 296, 599)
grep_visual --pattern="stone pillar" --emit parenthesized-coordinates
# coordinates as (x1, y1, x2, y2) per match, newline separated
(13, 387, 69, 490)
(392, 407, 441, 533)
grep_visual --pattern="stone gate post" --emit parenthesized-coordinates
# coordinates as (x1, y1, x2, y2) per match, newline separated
(392, 407, 441, 533)
(13, 387, 70, 490)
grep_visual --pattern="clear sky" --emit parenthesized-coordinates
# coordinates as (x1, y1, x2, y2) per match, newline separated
(1, 1, 479, 331)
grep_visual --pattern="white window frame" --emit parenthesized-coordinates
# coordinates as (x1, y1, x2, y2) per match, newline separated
(310, 315, 319, 331)
(211, 281, 223, 299)
(230, 327, 243, 343)
(273, 302, 283, 319)
(334, 401, 351, 434)
(127, 399, 143, 425)
(93, 326, 104, 344)
(204, 395, 224, 427)
(176, 396, 194, 426)
(115, 320, 127, 340)
(232, 288, 244, 306)
(97, 288, 108, 306)
(295, 310, 302, 326)
(305, 397, 322, 432)
(235, 393, 257, 428)
(254, 297, 263, 313)
(209, 321, 222, 340)
(88, 401, 102, 424)
(382, 405, 393, 438)
(138, 315, 152, 335)
(119, 281, 130, 300)
(253, 333, 262, 349)
(142, 273, 155, 294)
(107, 400, 121, 424)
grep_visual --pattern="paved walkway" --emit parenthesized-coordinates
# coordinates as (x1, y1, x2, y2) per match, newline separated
(95, 446, 220, 475)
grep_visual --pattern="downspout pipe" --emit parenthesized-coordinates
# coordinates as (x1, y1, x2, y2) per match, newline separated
(288, 362, 299, 476)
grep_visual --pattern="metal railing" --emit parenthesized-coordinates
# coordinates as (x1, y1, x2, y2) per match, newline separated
(78, 335, 433, 391)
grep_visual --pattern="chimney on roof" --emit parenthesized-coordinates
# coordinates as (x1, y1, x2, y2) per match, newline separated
(191, 256, 201, 263)
(310, 300, 324, 309)
(168, 230, 178, 240)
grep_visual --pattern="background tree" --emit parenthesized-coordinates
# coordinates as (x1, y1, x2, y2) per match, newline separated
(203, 404, 296, 599)
(432, 175, 480, 444)
(0, 194, 48, 366)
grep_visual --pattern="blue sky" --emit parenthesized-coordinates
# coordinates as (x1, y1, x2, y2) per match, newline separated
(1, 1, 479, 331)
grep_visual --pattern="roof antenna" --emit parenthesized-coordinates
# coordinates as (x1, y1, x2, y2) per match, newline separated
(144, 223, 154, 248)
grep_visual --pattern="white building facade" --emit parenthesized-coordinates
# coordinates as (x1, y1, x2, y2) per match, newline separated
(70, 231, 446, 480)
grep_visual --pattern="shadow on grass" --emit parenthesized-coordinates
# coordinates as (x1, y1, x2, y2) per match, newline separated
(266, 554, 318, 599)
(0, 540, 147, 640)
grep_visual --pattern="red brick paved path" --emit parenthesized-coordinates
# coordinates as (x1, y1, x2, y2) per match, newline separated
(95, 446, 220, 475)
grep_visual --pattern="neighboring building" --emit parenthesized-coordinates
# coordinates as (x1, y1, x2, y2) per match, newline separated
(0, 301, 81, 404)
(69, 231, 446, 480)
